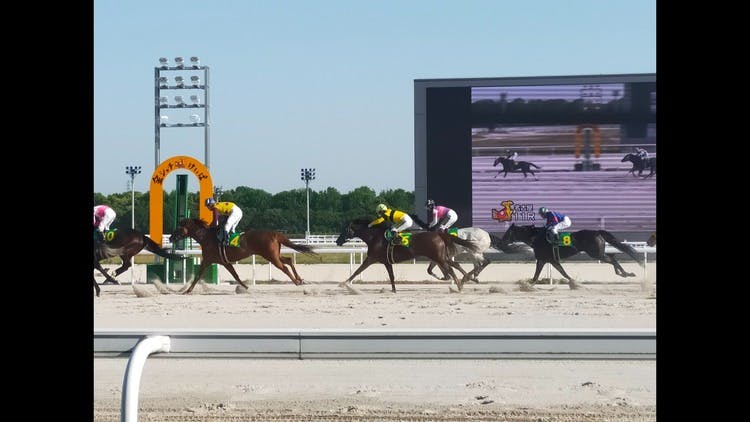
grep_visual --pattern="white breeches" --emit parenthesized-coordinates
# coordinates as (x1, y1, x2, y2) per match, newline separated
(393, 214, 414, 232)
(438, 209, 458, 230)
(225, 207, 243, 233)
(550, 216, 571, 234)
(98, 208, 116, 232)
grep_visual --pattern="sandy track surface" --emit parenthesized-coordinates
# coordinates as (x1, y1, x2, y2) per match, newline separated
(94, 262, 656, 421)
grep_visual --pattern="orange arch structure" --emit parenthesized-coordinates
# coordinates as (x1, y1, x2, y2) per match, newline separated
(149, 155, 214, 246)
(574, 124, 601, 158)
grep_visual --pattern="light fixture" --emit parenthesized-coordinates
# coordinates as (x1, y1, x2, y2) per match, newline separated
(190, 114, 200, 124)
(158, 76, 169, 87)
(190, 56, 200, 67)
(174, 95, 185, 106)
(160, 115, 169, 125)
(190, 75, 200, 86)
(159, 96, 169, 106)
(174, 56, 184, 68)
(190, 95, 200, 105)
(174, 76, 184, 87)
(158, 57, 169, 68)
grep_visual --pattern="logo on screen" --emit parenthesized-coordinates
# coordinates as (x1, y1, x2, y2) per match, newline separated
(491, 200, 514, 222)
(492, 200, 536, 222)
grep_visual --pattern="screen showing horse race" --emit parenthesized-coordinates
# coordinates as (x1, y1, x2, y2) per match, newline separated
(414, 74, 656, 239)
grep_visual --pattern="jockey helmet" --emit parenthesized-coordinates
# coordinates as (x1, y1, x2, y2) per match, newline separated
(376, 203, 388, 214)
(425, 199, 435, 209)
(205, 198, 216, 207)
(538, 207, 548, 215)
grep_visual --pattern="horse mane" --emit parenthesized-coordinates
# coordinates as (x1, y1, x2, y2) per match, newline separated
(181, 217, 211, 228)
(351, 217, 372, 226)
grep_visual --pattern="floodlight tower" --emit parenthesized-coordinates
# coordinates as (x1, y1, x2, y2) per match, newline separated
(300, 168, 316, 239)
(155, 56, 210, 169)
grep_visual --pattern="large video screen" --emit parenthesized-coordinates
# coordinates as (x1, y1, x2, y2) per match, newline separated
(414, 74, 656, 239)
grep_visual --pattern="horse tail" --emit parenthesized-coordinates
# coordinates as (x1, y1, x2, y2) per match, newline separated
(409, 213, 430, 230)
(489, 233, 524, 253)
(442, 232, 481, 254)
(279, 235, 319, 257)
(528, 162, 540, 168)
(598, 230, 645, 267)
(142, 235, 186, 260)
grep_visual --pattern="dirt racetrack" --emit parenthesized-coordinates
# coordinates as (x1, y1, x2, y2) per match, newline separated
(94, 261, 656, 421)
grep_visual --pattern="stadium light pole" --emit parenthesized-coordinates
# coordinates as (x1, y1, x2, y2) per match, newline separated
(300, 168, 316, 239)
(125, 165, 142, 284)
(126, 166, 142, 229)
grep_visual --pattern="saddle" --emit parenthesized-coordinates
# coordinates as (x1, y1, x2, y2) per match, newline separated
(545, 230, 573, 246)
(385, 230, 411, 246)
(94, 229, 117, 243)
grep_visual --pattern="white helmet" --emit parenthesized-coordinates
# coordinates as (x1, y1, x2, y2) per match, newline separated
(375, 204, 387, 213)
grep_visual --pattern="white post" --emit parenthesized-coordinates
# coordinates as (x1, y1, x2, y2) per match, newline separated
(121, 335, 171, 422)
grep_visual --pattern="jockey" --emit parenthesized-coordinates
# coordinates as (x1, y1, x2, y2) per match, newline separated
(504, 149, 518, 161)
(635, 147, 649, 161)
(369, 203, 413, 237)
(538, 206, 571, 243)
(425, 199, 458, 232)
(93, 205, 116, 242)
(205, 198, 243, 246)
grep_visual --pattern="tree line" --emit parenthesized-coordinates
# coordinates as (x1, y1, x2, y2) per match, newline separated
(94, 186, 415, 237)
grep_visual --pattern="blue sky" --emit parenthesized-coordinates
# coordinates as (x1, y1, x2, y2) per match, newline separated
(94, 0, 655, 195)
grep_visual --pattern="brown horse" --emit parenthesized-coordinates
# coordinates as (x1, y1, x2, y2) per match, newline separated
(94, 228, 185, 296)
(169, 218, 319, 294)
(335, 218, 481, 292)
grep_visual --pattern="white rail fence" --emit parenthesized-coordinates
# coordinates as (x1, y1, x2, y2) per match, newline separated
(135, 234, 655, 284)
(95, 328, 656, 421)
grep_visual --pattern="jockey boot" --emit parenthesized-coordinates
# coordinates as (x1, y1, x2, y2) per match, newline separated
(389, 230, 400, 245)
(217, 228, 228, 246)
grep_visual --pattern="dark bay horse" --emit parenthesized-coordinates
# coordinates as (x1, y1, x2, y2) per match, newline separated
(169, 218, 319, 294)
(495, 223, 645, 288)
(493, 156, 540, 179)
(647, 232, 656, 247)
(335, 218, 481, 292)
(93, 228, 185, 296)
(410, 214, 492, 283)
(621, 153, 656, 178)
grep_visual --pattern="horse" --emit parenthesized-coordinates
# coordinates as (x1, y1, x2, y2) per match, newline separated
(621, 153, 656, 178)
(647, 232, 656, 247)
(494, 223, 645, 288)
(335, 218, 481, 292)
(93, 228, 186, 296)
(169, 218, 319, 294)
(493, 156, 540, 180)
(409, 214, 492, 283)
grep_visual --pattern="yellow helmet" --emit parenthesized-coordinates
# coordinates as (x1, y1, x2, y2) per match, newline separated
(376, 204, 388, 213)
